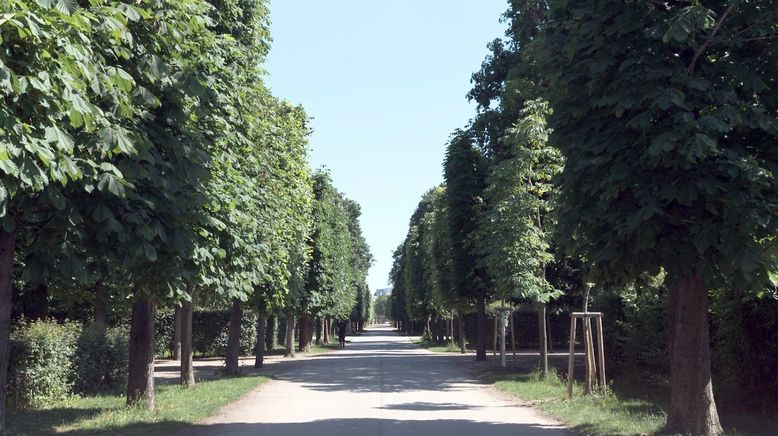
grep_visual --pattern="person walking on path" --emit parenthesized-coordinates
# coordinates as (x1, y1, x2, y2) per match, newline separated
(337, 320, 348, 348)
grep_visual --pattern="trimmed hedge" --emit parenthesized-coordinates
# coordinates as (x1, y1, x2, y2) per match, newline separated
(74, 324, 129, 394)
(8, 320, 129, 409)
(155, 309, 258, 358)
(8, 320, 80, 409)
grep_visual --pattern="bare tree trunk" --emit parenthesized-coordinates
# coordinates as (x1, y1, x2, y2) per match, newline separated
(265, 316, 276, 351)
(665, 277, 723, 435)
(254, 309, 266, 368)
(285, 314, 296, 357)
(127, 298, 156, 409)
(299, 315, 312, 352)
(538, 302, 548, 379)
(458, 311, 466, 354)
(94, 280, 107, 327)
(0, 228, 15, 434)
(180, 299, 195, 386)
(225, 299, 243, 375)
(315, 316, 322, 345)
(475, 294, 487, 361)
(323, 318, 329, 344)
(172, 306, 182, 361)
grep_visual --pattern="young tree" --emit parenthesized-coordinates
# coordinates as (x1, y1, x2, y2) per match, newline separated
(477, 99, 562, 377)
(539, 1, 778, 433)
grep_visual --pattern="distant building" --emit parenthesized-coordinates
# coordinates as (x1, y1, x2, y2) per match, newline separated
(373, 287, 392, 298)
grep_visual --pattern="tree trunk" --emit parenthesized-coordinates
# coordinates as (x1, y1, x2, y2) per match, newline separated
(315, 317, 322, 345)
(475, 294, 487, 361)
(265, 315, 276, 351)
(300, 315, 313, 352)
(0, 228, 15, 434)
(180, 299, 194, 386)
(665, 277, 723, 435)
(254, 310, 266, 368)
(172, 306, 182, 361)
(458, 311, 466, 354)
(538, 302, 549, 379)
(225, 299, 243, 375)
(323, 318, 330, 344)
(127, 298, 156, 409)
(94, 280, 107, 327)
(285, 314, 296, 357)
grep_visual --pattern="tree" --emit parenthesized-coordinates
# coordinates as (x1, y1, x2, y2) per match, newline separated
(443, 130, 491, 361)
(539, 1, 778, 433)
(477, 99, 562, 377)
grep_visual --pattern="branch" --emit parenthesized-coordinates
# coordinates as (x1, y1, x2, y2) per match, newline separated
(687, 3, 737, 76)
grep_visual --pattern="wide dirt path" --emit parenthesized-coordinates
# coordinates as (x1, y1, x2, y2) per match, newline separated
(186, 325, 567, 436)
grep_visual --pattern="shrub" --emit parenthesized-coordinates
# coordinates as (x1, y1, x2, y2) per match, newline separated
(155, 307, 265, 358)
(8, 319, 81, 409)
(74, 324, 129, 394)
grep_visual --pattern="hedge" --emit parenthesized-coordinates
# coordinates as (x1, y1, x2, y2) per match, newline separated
(8, 320, 80, 409)
(8, 320, 129, 409)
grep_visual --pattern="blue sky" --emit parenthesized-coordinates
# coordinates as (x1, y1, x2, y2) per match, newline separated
(265, 0, 508, 291)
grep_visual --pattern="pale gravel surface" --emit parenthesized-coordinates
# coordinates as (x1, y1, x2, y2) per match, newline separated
(178, 325, 568, 436)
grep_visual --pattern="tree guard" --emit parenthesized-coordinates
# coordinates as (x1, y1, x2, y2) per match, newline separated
(567, 312, 606, 398)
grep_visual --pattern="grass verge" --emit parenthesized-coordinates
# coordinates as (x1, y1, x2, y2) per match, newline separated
(416, 338, 474, 353)
(488, 370, 667, 435)
(8, 374, 269, 435)
(488, 370, 776, 435)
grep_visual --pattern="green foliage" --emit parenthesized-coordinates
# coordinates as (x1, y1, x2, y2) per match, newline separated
(8, 320, 80, 409)
(539, 0, 778, 289)
(303, 170, 371, 320)
(478, 99, 562, 303)
(0, 0, 141, 235)
(74, 324, 129, 395)
(443, 131, 490, 303)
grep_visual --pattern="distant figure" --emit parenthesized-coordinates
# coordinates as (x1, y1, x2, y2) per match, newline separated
(337, 320, 348, 349)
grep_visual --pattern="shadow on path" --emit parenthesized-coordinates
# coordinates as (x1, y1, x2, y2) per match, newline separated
(179, 418, 562, 436)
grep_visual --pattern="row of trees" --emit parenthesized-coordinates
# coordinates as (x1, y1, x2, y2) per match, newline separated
(390, 1, 777, 435)
(0, 0, 371, 433)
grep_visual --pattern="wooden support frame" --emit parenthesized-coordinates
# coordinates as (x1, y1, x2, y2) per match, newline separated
(566, 312, 606, 398)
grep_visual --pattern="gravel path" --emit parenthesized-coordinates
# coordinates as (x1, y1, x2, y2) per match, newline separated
(183, 325, 568, 436)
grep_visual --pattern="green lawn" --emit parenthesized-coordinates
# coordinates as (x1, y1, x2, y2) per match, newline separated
(8, 375, 269, 435)
(488, 370, 776, 435)
(488, 370, 667, 435)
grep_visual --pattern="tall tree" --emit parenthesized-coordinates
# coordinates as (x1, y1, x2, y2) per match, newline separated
(477, 99, 562, 377)
(443, 130, 490, 361)
(539, 1, 778, 434)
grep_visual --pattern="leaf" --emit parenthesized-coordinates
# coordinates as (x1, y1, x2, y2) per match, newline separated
(54, 0, 76, 16)
(0, 157, 19, 176)
(108, 66, 134, 92)
(45, 126, 74, 152)
(98, 125, 135, 154)
(0, 13, 15, 27)
(117, 3, 142, 22)
(97, 173, 124, 197)
(143, 242, 157, 262)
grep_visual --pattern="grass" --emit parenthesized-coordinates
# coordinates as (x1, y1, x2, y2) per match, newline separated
(8, 374, 269, 435)
(416, 338, 475, 353)
(487, 369, 667, 435)
(487, 369, 777, 435)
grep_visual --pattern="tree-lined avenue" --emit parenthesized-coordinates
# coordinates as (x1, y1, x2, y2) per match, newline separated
(185, 326, 567, 436)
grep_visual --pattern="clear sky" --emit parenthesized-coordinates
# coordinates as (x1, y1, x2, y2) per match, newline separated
(265, 0, 508, 292)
